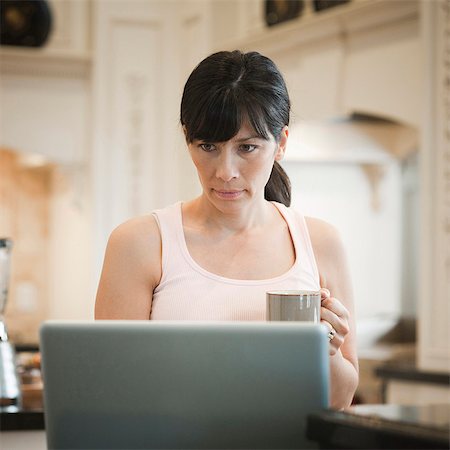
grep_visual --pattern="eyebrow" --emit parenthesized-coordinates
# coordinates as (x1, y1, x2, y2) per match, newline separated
(234, 135, 265, 142)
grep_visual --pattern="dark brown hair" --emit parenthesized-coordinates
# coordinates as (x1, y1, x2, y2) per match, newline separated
(180, 50, 291, 206)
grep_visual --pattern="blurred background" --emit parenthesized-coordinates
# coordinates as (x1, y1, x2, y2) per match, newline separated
(0, 0, 448, 406)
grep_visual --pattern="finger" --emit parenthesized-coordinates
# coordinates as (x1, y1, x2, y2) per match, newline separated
(322, 320, 338, 341)
(321, 318, 334, 333)
(320, 288, 330, 301)
(320, 307, 350, 337)
(321, 296, 349, 319)
(320, 307, 340, 330)
(320, 319, 343, 354)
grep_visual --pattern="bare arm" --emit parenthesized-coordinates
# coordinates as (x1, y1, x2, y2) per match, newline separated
(306, 217, 359, 409)
(95, 216, 162, 319)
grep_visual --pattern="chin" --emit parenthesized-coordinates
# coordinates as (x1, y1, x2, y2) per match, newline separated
(207, 192, 245, 210)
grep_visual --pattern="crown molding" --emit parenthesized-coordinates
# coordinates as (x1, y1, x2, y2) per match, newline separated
(0, 47, 92, 78)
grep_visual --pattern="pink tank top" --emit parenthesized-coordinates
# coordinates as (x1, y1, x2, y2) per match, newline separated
(151, 201, 320, 321)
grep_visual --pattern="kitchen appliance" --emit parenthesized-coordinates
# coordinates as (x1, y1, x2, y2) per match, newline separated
(0, 238, 20, 406)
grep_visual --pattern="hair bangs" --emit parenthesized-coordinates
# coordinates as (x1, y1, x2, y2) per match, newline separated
(185, 87, 272, 143)
(242, 97, 272, 141)
(185, 88, 240, 143)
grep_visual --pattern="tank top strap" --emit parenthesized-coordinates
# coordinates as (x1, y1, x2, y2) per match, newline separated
(152, 201, 185, 285)
(271, 202, 320, 286)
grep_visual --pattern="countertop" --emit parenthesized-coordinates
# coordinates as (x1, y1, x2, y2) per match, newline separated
(307, 403, 450, 449)
(0, 403, 45, 431)
(1, 345, 44, 431)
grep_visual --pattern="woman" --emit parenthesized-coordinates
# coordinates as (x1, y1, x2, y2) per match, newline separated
(95, 50, 358, 409)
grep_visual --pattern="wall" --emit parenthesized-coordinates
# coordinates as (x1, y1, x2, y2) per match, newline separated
(0, 148, 94, 341)
(0, 150, 51, 342)
(47, 166, 94, 321)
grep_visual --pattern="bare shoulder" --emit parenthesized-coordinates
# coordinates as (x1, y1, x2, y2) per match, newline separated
(305, 216, 344, 257)
(95, 214, 161, 319)
(108, 214, 161, 277)
(304, 216, 349, 287)
(108, 214, 161, 252)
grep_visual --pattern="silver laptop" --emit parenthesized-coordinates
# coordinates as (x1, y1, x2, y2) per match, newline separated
(40, 321, 329, 449)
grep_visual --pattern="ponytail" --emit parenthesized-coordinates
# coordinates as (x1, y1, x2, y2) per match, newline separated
(265, 161, 291, 207)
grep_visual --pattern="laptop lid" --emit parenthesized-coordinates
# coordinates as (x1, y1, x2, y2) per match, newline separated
(40, 321, 329, 449)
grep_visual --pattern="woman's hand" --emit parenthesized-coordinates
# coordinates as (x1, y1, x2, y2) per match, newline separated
(320, 288, 351, 356)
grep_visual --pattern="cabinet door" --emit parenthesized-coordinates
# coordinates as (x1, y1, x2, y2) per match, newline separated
(91, 0, 212, 273)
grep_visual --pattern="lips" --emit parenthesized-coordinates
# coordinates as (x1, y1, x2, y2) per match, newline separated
(213, 189, 244, 200)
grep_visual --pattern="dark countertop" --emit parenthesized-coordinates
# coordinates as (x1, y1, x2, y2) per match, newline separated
(1, 345, 44, 431)
(307, 403, 450, 449)
(0, 404, 45, 431)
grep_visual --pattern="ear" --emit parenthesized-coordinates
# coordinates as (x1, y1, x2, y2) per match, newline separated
(274, 126, 288, 161)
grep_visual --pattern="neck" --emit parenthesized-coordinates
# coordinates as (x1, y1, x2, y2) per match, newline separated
(185, 194, 274, 234)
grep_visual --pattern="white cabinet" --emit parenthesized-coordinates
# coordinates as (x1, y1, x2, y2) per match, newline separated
(342, 17, 421, 128)
(0, 1, 92, 165)
(212, 0, 421, 125)
(46, 0, 91, 56)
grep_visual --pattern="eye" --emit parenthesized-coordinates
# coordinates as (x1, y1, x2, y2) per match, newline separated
(199, 143, 216, 152)
(239, 144, 258, 153)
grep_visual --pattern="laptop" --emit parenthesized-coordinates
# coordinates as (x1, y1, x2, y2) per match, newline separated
(40, 321, 329, 449)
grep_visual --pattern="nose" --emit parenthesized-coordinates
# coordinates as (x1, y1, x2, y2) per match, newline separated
(215, 150, 239, 182)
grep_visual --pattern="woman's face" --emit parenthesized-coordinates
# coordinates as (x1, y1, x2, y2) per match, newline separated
(187, 121, 288, 211)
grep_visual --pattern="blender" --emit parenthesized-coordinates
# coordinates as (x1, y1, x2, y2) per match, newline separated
(0, 238, 20, 405)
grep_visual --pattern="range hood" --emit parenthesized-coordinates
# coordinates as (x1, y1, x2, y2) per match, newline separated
(285, 113, 418, 165)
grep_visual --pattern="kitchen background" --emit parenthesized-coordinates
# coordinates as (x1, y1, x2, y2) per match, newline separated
(0, 0, 448, 405)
